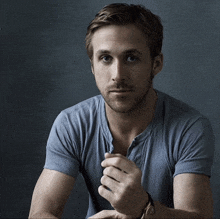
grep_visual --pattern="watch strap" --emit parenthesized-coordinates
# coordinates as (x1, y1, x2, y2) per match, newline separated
(140, 192, 155, 219)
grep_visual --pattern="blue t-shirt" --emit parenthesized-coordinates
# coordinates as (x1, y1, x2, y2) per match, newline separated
(44, 90, 214, 218)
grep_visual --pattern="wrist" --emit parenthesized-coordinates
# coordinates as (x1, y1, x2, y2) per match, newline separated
(134, 191, 149, 219)
(139, 192, 155, 219)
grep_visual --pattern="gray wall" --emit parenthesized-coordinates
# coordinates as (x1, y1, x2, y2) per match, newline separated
(1, 0, 219, 218)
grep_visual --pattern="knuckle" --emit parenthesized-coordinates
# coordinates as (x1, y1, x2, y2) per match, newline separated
(112, 194, 121, 207)
(125, 180, 134, 190)
(124, 177, 137, 189)
(100, 175, 106, 184)
(134, 167, 142, 177)
(103, 168, 107, 175)
(114, 157, 122, 166)
(109, 166, 115, 174)
(103, 166, 113, 175)
(98, 185, 104, 195)
(115, 153, 123, 158)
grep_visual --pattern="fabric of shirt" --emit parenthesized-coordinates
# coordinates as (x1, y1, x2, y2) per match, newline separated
(44, 90, 215, 218)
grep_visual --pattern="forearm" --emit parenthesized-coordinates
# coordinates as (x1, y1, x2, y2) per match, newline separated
(28, 204, 64, 219)
(147, 201, 209, 219)
(89, 202, 209, 219)
(29, 211, 59, 219)
(28, 201, 64, 219)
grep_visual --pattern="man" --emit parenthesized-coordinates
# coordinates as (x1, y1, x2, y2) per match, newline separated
(29, 3, 214, 219)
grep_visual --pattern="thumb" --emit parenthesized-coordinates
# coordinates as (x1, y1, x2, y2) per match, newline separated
(104, 153, 126, 159)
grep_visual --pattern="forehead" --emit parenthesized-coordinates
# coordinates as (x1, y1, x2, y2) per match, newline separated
(91, 24, 149, 55)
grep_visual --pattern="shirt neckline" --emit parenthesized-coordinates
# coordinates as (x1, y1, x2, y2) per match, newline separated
(99, 89, 163, 145)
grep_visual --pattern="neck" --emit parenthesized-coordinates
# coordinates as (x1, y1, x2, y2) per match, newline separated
(105, 88, 158, 139)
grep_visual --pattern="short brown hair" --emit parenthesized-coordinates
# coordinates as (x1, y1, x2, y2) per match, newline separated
(85, 3, 163, 60)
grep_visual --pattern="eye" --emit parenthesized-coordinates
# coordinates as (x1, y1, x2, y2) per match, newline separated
(126, 55, 138, 62)
(101, 55, 112, 63)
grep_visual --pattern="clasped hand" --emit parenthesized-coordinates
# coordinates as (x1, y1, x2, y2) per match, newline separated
(89, 153, 148, 219)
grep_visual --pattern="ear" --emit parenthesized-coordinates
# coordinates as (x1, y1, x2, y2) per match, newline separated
(152, 53, 163, 76)
(90, 59, 94, 74)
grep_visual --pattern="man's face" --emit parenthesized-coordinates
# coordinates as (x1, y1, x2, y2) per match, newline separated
(91, 24, 160, 114)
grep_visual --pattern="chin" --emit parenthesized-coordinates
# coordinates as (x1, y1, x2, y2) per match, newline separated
(109, 106, 132, 114)
(106, 100, 142, 114)
(102, 89, 151, 114)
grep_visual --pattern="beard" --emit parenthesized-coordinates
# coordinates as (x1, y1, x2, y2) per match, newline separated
(99, 74, 154, 114)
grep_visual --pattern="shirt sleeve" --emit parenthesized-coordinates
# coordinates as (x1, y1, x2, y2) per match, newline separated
(173, 117, 215, 178)
(44, 111, 81, 178)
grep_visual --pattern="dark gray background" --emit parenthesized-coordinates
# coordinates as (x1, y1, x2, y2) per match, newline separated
(1, 0, 220, 218)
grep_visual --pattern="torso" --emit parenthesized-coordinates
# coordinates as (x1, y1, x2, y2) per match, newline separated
(112, 139, 130, 156)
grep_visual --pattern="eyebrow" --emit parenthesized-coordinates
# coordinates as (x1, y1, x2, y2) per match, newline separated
(96, 50, 111, 55)
(96, 49, 143, 56)
(123, 49, 143, 56)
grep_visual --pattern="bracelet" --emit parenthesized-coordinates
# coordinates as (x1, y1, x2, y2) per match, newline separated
(140, 192, 155, 219)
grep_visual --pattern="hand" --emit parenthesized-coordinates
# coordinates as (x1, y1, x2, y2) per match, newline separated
(88, 210, 133, 219)
(99, 153, 148, 218)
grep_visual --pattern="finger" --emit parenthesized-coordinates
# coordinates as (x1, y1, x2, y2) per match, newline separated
(101, 156, 136, 174)
(104, 153, 132, 173)
(88, 210, 117, 219)
(100, 174, 119, 193)
(89, 210, 132, 219)
(98, 184, 114, 203)
(103, 166, 126, 182)
(105, 153, 124, 159)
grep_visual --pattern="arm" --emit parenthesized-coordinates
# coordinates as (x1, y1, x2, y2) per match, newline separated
(143, 173, 213, 218)
(90, 153, 213, 219)
(29, 168, 75, 219)
(172, 173, 213, 218)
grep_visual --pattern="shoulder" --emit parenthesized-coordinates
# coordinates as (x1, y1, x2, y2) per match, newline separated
(63, 95, 102, 115)
(51, 95, 103, 132)
(156, 91, 214, 176)
(156, 90, 214, 154)
(58, 95, 102, 120)
(156, 90, 214, 140)
(157, 90, 200, 115)
(156, 90, 207, 126)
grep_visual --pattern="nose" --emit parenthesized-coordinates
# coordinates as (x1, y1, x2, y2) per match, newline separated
(112, 60, 127, 82)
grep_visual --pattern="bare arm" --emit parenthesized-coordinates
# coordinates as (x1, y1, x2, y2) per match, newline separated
(172, 173, 213, 218)
(136, 173, 213, 218)
(29, 169, 75, 219)
(90, 154, 213, 219)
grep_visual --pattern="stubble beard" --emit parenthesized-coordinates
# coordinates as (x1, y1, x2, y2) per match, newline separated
(101, 78, 153, 114)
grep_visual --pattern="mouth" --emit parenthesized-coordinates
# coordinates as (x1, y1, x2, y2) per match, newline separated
(110, 89, 132, 92)
(109, 89, 134, 97)
(110, 89, 133, 93)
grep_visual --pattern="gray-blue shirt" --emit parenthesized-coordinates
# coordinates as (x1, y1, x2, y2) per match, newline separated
(44, 90, 214, 218)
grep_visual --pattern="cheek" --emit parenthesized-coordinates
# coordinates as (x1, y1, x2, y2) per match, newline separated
(94, 73, 108, 90)
(133, 74, 153, 89)
(93, 67, 111, 83)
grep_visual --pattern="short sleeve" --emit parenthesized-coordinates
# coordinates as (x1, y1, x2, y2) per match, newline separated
(174, 117, 215, 178)
(44, 111, 81, 178)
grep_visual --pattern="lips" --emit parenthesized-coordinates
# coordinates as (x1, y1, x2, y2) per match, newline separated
(108, 84, 134, 94)
(110, 89, 132, 92)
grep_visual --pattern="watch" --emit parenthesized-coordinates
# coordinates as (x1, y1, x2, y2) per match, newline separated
(140, 192, 155, 219)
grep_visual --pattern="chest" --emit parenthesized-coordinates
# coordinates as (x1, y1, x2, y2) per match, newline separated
(112, 139, 131, 156)
(82, 135, 174, 207)
(111, 132, 138, 156)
